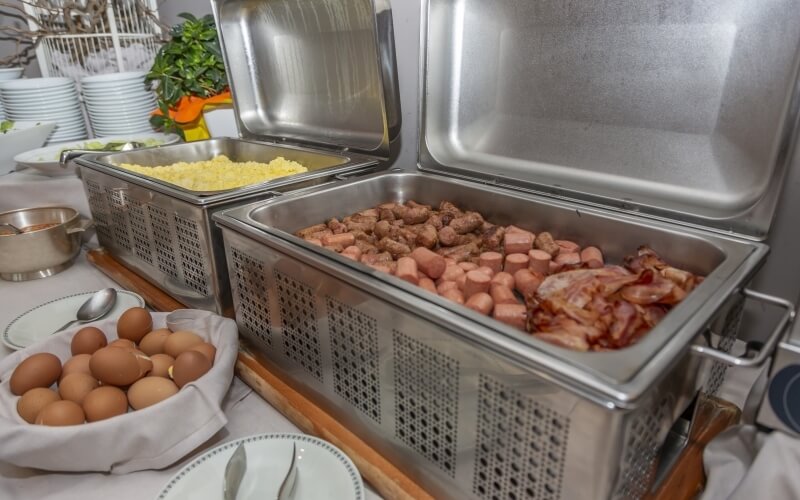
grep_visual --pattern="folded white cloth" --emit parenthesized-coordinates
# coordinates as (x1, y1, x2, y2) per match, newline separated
(0, 309, 238, 473)
(703, 424, 800, 500)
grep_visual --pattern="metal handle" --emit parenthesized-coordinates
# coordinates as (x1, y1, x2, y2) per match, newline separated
(60, 149, 99, 166)
(690, 288, 795, 367)
(334, 166, 376, 181)
(66, 218, 93, 235)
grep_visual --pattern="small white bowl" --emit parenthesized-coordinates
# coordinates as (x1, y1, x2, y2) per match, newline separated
(0, 121, 57, 174)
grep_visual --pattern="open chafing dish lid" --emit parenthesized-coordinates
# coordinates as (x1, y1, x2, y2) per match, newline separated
(210, 0, 400, 160)
(418, 0, 800, 240)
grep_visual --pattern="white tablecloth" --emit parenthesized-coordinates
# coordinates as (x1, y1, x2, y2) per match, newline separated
(0, 167, 381, 499)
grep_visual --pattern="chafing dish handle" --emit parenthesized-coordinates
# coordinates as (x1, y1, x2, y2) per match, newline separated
(691, 289, 795, 367)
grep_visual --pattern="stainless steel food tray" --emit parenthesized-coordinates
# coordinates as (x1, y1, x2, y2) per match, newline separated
(214, 171, 793, 499)
(76, 138, 379, 314)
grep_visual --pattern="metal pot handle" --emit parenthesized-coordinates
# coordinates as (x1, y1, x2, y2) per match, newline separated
(66, 217, 94, 234)
(690, 288, 795, 367)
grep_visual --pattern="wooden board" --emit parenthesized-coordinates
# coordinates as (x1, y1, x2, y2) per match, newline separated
(87, 248, 740, 500)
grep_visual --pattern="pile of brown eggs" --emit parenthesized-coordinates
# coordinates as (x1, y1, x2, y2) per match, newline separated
(9, 307, 216, 426)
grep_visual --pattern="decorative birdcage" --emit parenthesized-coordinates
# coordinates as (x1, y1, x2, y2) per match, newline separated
(22, 0, 164, 79)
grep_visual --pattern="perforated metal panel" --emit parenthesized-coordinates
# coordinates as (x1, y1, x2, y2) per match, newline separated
(704, 297, 745, 396)
(147, 204, 179, 280)
(326, 297, 381, 423)
(84, 179, 113, 244)
(174, 214, 209, 295)
(615, 397, 673, 499)
(275, 270, 323, 381)
(393, 330, 459, 476)
(230, 247, 272, 347)
(127, 199, 154, 265)
(106, 187, 132, 251)
(472, 375, 569, 500)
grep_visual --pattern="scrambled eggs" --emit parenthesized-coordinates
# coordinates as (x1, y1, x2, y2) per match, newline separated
(118, 155, 308, 191)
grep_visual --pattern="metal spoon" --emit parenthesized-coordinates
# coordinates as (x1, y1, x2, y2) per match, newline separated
(52, 288, 117, 334)
(0, 222, 22, 235)
(59, 141, 146, 166)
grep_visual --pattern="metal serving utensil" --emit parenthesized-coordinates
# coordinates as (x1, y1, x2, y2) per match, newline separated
(0, 222, 22, 235)
(51, 287, 117, 334)
(59, 141, 145, 166)
(277, 442, 299, 500)
(224, 443, 247, 500)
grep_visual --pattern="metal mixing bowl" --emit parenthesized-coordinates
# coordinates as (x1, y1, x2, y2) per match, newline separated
(0, 207, 92, 281)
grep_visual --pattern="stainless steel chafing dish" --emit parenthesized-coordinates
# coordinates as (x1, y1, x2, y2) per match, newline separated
(213, 0, 800, 499)
(73, 0, 400, 315)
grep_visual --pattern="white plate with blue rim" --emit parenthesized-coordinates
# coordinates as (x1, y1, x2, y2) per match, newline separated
(156, 433, 365, 500)
(2, 289, 145, 350)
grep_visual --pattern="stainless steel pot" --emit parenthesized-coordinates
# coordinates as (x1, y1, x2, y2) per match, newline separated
(0, 206, 92, 281)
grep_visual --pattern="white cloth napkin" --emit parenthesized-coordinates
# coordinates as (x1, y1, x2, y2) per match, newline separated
(0, 309, 238, 473)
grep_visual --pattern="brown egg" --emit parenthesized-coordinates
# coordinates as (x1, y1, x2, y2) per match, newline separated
(82, 386, 129, 422)
(116, 307, 152, 344)
(190, 342, 217, 364)
(10, 353, 62, 396)
(58, 373, 100, 405)
(148, 354, 174, 378)
(172, 351, 212, 388)
(163, 331, 204, 358)
(60, 354, 92, 381)
(108, 338, 136, 350)
(70, 326, 108, 356)
(35, 400, 85, 426)
(139, 328, 171, 356)
(89, 347, 143, 386)
(17, 387, 61, 424)
(127, 377, 179, 410)
(133, 352, 153, 375)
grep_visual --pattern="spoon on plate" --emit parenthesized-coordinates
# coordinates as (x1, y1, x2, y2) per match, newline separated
(51, 288, 117, 334)
(59, 141, 146, 166)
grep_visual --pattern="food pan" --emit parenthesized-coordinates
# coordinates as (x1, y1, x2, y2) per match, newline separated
(76, 138, 380, 315)
(213, 171, 793, 499)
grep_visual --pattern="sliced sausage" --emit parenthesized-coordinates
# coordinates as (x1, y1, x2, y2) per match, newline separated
(513, 269, 543, 297)
(306, 238, 322, 246)
(441, 288, 465, 305)
(340, 246, 362, 261)
(465, 293, 494, 315)
(437, 243, 480, 263)
(419, 277, 437, 294)
(534, 231, 560, 256)
(479, 252, 503, 274)
(322, 232, 355, 248)
(463, 270, 492, 298)
(549, 260, 562, 274)
(437, 280, 459, 295)
(459, 262, 479, 272)
(504, 253, 530, 275)
(580, 246, 604, 268)
(449, 212, 483, 234)
(554, 252, 581, 269)
(555, 240, 581, 254)
(504, 231, 534, 255)
(491, 272, 516, 289)
(396, 257, 419, 285)
(528, 249, 552, 275)
(475, 266, 496, 278)
(367, 263, 394, 274)
(409, 247, 447, 279)
(455, 273, 468, 292)
(493, 304, 528, 330)
(490, 284, 519, 305)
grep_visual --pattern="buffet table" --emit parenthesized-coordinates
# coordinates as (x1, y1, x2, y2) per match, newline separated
(0, 169, 382, 500)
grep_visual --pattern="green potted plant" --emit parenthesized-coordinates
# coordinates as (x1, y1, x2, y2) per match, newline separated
(146, 13, 230, 141)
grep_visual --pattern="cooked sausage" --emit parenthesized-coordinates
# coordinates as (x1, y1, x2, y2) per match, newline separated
(379, 208, 396, 221)
(403, 206, 431, 225)
(307, 229, 333, 240)
(449, 212, 483, 234)
(377, 237, 411, 258)
(378, 202, 397, 211)
(406, 200, 431, 210)
(341, 245, 362, 261)
(464, 270, 492, 298)
(481, 225, 506, 252)
(409, 247, 447, 279)
(367, 263, 394, 274)
(493, 304, 527, 330)
(322, 232, 356, 248)
(296, 223, 328, 238)
(459, 262, 479, 272)
(554, 252, 581, 269)
(549, 260, 562, 274)
(513, 269, 543, 297)
(396, 257, 419, 285)
(504, 231, 534, 255)
(441, 288, 465, 305)
(373, 220, 394, 240)
(437, 280, 459, 295)
(439, 201, 464, 218)
(505, 225, 526, 234)
(345, 219, 375, 233)
(580, 246, 604, 268)
(438, 264, 466, 283)
(528, 249, 552, 275)
(490, 284, 519, 305)
(326, 218, 348, 234)
(391, 204, 408, 220)
(360, 252, 393, 265)
(475, 266, 496, 278)
(491, 272, 515, 289)
(419, 277, 437, 294)
(455, 273, 468, 292)
(354, 239, 378, 254)
(534, 231, 560, 256)
(437, 243, 480, 262)
(438, 226, 459, 246)
(427, 213, 444, 230)
(416, 224, 438, 249)
(306, 238, 322, 246)
(479, 252, 503, 274)
(504, 253, 530, 275)
(466, 292, 494, 315)
(359, 208, 380, 218)
(555, 240, 580, 254)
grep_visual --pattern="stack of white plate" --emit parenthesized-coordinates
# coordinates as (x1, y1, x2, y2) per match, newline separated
(0, 68, 24, 120)
(81, 72, 157, 136)
(0, 77, 87, 144)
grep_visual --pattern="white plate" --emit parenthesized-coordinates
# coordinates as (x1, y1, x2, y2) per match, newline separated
(2, 289, 145, 350)
(156, 433, 365, 500)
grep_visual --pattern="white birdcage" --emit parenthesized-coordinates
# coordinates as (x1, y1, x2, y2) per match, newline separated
(23, 0, 163, 80)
